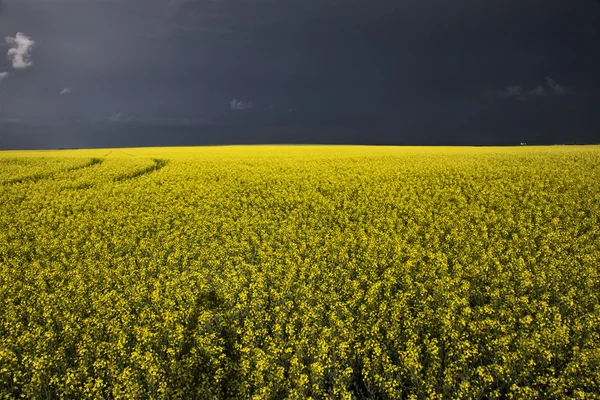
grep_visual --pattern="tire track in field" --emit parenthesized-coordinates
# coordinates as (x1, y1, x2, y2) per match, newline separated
(66, 158, 168, 191)
(2, 158, 103, 185)
(113, 159, 168, 183)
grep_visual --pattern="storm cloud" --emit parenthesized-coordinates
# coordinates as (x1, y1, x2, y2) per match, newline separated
(0, 0, 599, 148)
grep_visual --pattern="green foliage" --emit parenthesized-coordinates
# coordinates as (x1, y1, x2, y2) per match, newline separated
(0, 146, 599, 399)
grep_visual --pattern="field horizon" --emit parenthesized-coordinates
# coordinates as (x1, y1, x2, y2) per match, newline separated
(2, 142, 600, 153)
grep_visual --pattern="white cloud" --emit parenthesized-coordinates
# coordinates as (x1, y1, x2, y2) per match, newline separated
(108, 113, 135, 122)
(497, 85, 523, 98)
(108, 113, 123, 122)
(546, 76, 566, 95)
(497, 77, 567, 101)
(93, 115, 203, 126)
(0, 72, 8, 83)
(60, 87, 71, 95)
(230, 99, 254, 110)
(5, 33, 35, 70)
(528, 85, 547, 97)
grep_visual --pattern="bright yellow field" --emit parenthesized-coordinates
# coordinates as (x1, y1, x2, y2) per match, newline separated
(1, 145, 599, 399)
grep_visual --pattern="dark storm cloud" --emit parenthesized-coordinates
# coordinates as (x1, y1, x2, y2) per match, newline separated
(0, 0, 599, 149)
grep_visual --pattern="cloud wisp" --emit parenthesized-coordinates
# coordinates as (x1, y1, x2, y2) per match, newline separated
(230, 99, 254, 110)
(163, 0, 235, 35)
(6, 33, 35, 70)
(60, 87, 71, 95)
(545, 77, 565, 95)
(0, 72, 8, 83)
(92, 114, 206, 126)
(108, 113, 135, 123)
(496, 77, 567, 101)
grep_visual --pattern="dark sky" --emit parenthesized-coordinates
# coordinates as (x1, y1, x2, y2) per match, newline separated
(0, 0, 599, 148)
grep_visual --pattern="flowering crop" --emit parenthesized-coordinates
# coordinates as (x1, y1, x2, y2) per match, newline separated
(0, 146, 599, 399)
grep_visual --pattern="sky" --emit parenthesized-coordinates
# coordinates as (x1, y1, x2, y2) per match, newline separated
(0, 0, 599, 149)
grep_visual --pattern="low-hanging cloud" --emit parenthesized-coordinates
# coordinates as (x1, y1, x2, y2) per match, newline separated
(0, 72, 8, 83)
(497, 85, 524, 98)
(230, 99, 254, 110)
(108, 113, 135, 123)
(6, 33, 35, 70)
(545, 77, 565, 95)
(496, 77, 567, 101)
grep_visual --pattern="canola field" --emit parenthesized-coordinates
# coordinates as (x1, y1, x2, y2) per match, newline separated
(0, 145, 599, 399)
